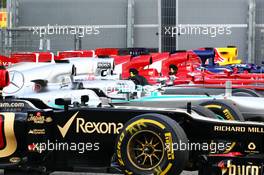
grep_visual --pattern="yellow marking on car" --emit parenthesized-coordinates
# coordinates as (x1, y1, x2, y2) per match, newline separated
(205, 105, 222, 109)
(0, 113, 17, 158)
(160, 163, 173, 175)
(57, 112, 79, 138)
(124, 170, 133, 175)
(223, 142, 236, 154)
(117, 132, 125, 166)
(223, 109, 235, 120)
(165, 132, 174, 160)
(154, 166, 162, 174)
(126, 119, 165, 135)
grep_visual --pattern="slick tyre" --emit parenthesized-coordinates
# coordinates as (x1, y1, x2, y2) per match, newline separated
(191, 105, 217, 119)
(200, 100, 244, 154)
(232, 88, 262, 97)
(115, 114, 189, 175)
(200, 100, 244, 121)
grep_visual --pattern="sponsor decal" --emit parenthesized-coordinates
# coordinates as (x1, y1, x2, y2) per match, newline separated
(0, 113, 17, 158)
(126, 121, 147, 135)
(28, 144, 37, 152)
(214, 126, 264, 133)
(97, 62, 111, 69)
(219, 160, 260, 175)
(76, 118, 123, 134)
(27, 112, 53, 124)
(57, 112, 78, 138)
(0, 61, 12, 67)
(248, 142, 256, 151)
(57, 112, 124, 138)
(9, 157, 21, 163)
(117, 132, 125, 166)
(28, 129, 46, 135)
(245, 142, 259, 154)
(164, 132, 174, 160)
(154, 164, 173, 175)
(0, 102, 24, 108)
(223, 109, 234, 120)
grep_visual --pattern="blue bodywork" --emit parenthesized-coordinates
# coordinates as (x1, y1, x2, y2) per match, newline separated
(193, 49, 264, 73)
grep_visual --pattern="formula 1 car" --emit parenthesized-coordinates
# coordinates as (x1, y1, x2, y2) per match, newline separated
(1, 69, 264, 175)
(112, 84, 264, 122)
(193, 49, 264, 74)
(121, 49, 264, 88)
(3, 57, 115, 95)
(214, 46, 242, 66)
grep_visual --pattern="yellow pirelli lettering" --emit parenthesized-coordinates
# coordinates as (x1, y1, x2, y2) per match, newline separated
(126, 119, 165, 134)
(160, 163, 173, 175)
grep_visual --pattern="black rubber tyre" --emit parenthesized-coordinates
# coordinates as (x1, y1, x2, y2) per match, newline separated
(200, 100, 244, 121)
(115, 113, 189, 175)
(232, 88, 262, 97)
(191, 105, 217, 119)
(200, 100, 244, 155)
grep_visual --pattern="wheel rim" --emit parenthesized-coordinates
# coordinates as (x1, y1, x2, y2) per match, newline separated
(127, 130, 165, 171)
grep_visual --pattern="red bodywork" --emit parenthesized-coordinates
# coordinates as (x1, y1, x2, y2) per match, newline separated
(0, 55, 14, 66)
(95, 48, 119, 56)
(11, 52, 57, 63)
(0, 50, 95, 67)
(57, 50, 95, 59)
(0, 68, 9, 88)
(119, 49, 264, 87)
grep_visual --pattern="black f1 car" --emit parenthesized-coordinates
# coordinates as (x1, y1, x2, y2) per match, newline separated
(2, 95, 264, 175)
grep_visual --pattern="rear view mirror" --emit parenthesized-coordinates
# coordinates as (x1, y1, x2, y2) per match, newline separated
(55, 98, 71, 111)
(81, 95, 89, 106)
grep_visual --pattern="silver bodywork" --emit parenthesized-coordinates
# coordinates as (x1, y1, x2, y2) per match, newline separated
(3, 57, 135, 107)
(114, 92, 264, 121)
(3, 57, 116, 96)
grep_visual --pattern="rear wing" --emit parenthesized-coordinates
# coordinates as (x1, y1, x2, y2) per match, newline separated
(95, 48, 158, 57)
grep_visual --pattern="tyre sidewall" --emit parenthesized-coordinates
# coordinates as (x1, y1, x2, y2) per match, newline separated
(116, 114, 188, 175)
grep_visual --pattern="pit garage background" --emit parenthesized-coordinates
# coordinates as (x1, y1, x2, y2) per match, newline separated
(0, 0, 263, 64)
